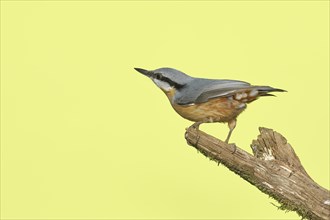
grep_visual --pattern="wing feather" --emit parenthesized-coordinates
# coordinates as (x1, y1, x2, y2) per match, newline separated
(194, 81, 251, 103)
(174, 78, 285, 105)
(174, 79, 251, 105)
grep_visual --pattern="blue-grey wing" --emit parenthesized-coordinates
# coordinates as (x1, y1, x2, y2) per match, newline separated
(174, 79, 251, 105)
(195, 81, 253, 103)
(174, 78, 285, 105)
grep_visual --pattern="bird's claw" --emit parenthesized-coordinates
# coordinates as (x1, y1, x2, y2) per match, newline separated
(229, 143, 237, 154)
(194, 134, 200, 146)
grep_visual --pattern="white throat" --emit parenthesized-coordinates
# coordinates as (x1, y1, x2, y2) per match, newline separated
(152, 79, 172, 92)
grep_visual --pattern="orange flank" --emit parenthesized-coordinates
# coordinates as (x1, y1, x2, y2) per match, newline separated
(164, 88, 247, 123)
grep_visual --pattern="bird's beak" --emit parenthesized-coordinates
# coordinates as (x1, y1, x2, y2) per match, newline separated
(134, 67, 153, 77)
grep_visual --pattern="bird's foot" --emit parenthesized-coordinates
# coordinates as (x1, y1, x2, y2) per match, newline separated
(192, 134, 200, 146)
(190, 122, 202, 145)
(228, 143, 237, 154)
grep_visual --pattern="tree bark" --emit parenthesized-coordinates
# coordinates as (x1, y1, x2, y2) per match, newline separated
(184, 126, 330, 220)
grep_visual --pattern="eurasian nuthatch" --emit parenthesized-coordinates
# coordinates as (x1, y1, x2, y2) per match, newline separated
(135, 67, 285, 143)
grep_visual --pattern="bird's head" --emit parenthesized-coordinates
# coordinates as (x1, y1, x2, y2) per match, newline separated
(134, 67, 192, 92)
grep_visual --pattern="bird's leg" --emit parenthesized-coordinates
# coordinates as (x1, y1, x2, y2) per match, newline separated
(225, 119, 237, 144)
(192, 121, 202, 130)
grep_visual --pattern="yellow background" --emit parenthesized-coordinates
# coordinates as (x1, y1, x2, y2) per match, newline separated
(1, 1, 329, 219)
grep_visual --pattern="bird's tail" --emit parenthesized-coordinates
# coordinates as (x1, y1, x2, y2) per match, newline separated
(238, 86, 286, 103)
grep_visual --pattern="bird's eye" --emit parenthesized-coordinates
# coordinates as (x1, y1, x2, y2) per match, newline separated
(155, 73, 162, 80)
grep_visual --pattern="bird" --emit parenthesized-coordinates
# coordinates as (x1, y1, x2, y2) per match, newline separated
(135, 67, 285, 143)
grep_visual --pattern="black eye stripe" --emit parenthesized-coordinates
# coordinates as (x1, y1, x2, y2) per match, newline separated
(153, 73, 185, 89)
(161, 76, 184, 89)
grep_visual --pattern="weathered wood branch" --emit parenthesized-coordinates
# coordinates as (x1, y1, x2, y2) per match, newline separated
(185, 126, 330, 220)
